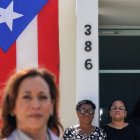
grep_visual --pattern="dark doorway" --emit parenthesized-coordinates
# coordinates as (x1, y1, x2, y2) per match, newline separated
(99, 31, 140, 127)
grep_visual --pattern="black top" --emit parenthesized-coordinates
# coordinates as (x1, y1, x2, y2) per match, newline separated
(102, 124, 135, 140)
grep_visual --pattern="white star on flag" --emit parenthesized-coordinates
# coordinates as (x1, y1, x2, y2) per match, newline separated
(0, 1, 23, 31)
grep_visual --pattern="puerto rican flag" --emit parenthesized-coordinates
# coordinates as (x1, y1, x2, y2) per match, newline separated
(0, 0, 59, 91)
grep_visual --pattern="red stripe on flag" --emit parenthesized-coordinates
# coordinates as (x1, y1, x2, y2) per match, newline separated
(0, 43, 16, 93)
(38, 0, 59, 84)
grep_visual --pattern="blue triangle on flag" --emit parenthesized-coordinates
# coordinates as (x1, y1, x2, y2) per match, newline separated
(0, 0, 48, 52)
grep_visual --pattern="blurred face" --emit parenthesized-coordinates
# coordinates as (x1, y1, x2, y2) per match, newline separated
(13, 76, 53, 133)
(77, 104, 94, 125)
(109, 100, 127, 122)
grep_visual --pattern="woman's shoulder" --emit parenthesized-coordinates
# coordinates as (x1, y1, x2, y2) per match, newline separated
(95, 126, 105, 131)
(49, 130, 61, 140)
(93, 126, 107, 139)
(102, 124, 111, 130)
(101, 124, 117, 134)
(62, 124, 79, 139)
(1, 130, 17, 140)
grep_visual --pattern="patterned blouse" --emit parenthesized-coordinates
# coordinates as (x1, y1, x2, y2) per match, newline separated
(63, 125, 107, 140)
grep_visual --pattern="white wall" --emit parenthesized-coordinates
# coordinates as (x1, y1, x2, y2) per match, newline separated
(59, 0, 77, 128)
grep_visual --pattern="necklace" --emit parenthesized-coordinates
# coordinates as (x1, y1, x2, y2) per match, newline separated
(76, 126, 95, 136)
(109, 122, 128, 129)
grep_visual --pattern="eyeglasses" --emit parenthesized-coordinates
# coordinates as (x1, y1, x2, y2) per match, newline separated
(78, 108, 94, 114)
(111, 107, 126, 111)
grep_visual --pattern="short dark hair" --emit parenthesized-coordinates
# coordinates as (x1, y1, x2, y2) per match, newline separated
(76, 99, 96, 111)
(108, 99, 128, 111)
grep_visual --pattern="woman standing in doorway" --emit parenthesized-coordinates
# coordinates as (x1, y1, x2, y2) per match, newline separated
(102, 99, 135, 140)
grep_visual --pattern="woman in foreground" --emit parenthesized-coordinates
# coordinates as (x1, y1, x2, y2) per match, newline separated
(1, 68, 63, 140)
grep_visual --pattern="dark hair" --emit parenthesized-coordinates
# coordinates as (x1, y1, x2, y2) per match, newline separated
(108, 99, 128, 111)
(129, 97, 140, 119)
(1, 68, 63, 138)
(76, 99, 96, 111)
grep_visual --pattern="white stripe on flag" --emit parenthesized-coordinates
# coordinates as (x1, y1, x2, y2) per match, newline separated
(16, 16, 38, 71)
